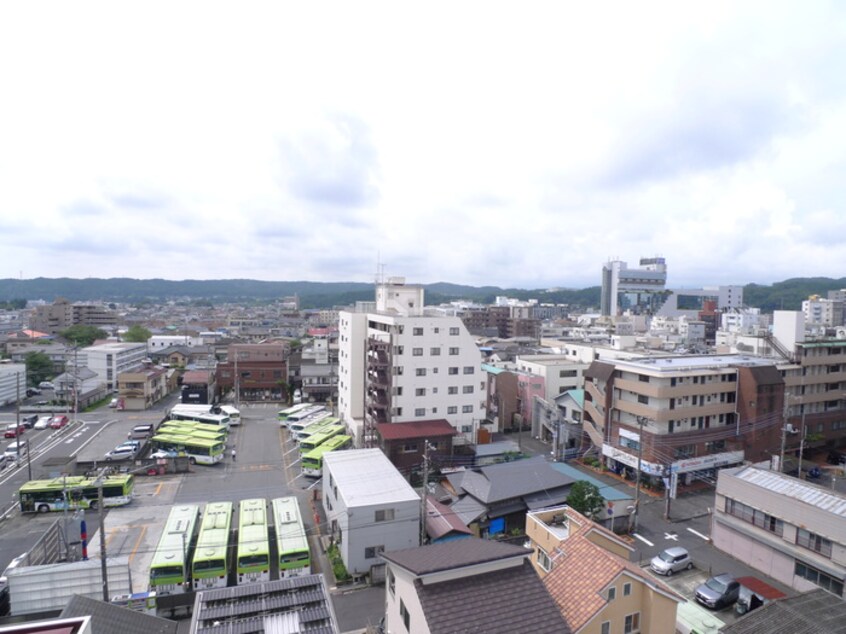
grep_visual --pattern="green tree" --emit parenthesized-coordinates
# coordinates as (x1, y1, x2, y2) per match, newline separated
(25, 351, 53, 387)
(566, 481, 605, 520)
(123, 325, 152, 342)
(61, 325, 107, 347)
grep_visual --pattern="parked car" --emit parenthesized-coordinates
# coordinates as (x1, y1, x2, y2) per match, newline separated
(4, 441, 28, 459)
(34, 416, 52, 430)
(649, 547, 693, 576)
(117, 440, 141, 452)
(38, 381, 55, 390)
(695, 574, 741, 609)
(21, 415, 38, 429)
(4, 423, 25, 439)
(49, 415, 69, 429)
(151, 449, 178, 459)
(26, 387, 41, 397)
(827, 450, 846, 466)
(105, 445, 137, 461)
(128, 424, 154, 440)
(108, 398, 119, 408)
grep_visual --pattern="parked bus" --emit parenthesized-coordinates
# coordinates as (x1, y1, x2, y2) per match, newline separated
(285, 408, 328, 433)
(170, 403, 240, 426)
(157, 422, 228, 443)
(169, 408, 231, 431)
(277, 403, 315, 427)
(301, 435, 352, 477)
(294, 418, 342, 443)
(19, 475, 135, 513)
(272, 497, 311, 578)
(151, 434, 225, 465)
(149, 504, 200, 594)
(236, 498, 270, 585)
(192, 501, 233, 591)
(298, 424, 346, 453)
(288, 413, 333, 438)
(220, 405, 241, 426)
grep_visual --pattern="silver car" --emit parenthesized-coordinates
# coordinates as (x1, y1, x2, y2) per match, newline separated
(695, 573, 741, 609)
(650, 547, 693, 576)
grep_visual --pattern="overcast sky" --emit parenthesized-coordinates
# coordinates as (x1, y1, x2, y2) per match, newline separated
(2, 2, 845, 290)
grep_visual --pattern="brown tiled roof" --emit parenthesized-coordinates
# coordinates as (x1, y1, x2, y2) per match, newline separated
(425, 498, 473, 541)
(415, 560, 572, 634)
(382, 537, 530, 576)
(182, 370, 212, 383)
(376, 419, 457, 440)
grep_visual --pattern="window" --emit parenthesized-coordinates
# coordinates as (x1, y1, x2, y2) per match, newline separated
(449, 367, 459, 375)
(448, 386, 458, 395)
(463, 385, 474, 394)
(449, 327, 459, 335)
(400, 599, 411, 630)
(375, 509, 395, 522)
(449, 347, 459, 355)
(394, 346, 404, 355)
(638, 375, 649, 383)
(462, 405, 473, 413)
(724, 498, 784, 536)
(623, 582, 632, 596)
(537, 549, 552, 571)
(388, 568, 395, 596)
(416, 368, 426, 376)
(560, 369, 578, 378)
(797, 529, 833, 558)
(600, 623, 610, 634)
(365, 545, 385, 559)
(430, 347, 441, 355)
(624, 612, 640, 634)
(607, 586, 616, 601)
(401, 443, 418, 453)
(463, 366, 475, 374)
(461, 424, 472, 433)
(415, 408, 426, 416)
(413, 327, 423, 336)
(448, 406, 458, 414)
(637, 394, 648, 405)
(795, 560, 844, 596)
(416, 388, 426, 396)
(413, 348, 423, 356)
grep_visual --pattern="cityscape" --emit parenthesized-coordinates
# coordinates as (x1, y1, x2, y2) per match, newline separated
(0, 262, 845, 633)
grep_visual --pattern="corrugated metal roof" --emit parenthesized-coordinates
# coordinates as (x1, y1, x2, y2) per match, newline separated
(324, 449, 419, 507)
(735, 466, 846, 517)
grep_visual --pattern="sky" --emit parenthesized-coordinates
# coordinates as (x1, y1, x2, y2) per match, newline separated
(2, 2, 845, 290)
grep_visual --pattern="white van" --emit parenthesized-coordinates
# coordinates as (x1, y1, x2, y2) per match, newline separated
(4, 441, 28, 459)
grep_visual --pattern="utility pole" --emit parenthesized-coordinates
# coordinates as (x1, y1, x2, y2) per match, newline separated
(98, 483, 109, 601)
(234, 349, 240, 407)
(15, 373, 21, 465)
(631, 416, 647, 533)
(780, 393, 790, 473)
(420, 440, 430, 546)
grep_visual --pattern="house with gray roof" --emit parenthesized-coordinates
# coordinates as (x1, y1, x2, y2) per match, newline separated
(61, 594, 177, 634)
(381, 537, 571, 634)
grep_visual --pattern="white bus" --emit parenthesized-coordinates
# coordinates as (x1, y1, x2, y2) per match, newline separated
(169, 408, 231, 431)
(287, 410, 331, 435)
(170, 403, 240, 426)
(278, 403, 315, 428)
(219, 405, 241, 426)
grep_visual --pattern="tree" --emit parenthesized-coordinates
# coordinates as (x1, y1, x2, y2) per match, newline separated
(566, 481, 605, 520)
(123, 325, 152, 343)
(25, 351, 53, 387)
(60, 325, 107, 347)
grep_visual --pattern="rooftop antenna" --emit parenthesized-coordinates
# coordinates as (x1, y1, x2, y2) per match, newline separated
(375, 252, 386, 285)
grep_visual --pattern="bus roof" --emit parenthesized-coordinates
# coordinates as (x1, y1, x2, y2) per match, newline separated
(272, 497, 309, 554)
(194, 502, 233, 561)
(151, 505, 200, 568)
(152, 434, 223, 448)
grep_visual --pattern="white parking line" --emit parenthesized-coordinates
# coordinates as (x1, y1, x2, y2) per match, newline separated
(687, 527, 710, 541)
(633, 533, 654, 547)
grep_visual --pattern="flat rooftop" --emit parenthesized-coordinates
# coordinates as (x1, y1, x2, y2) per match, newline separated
(615, 354, 776, 373)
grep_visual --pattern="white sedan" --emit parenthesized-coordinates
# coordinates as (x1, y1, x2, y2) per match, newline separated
(34, 416, 52, 430)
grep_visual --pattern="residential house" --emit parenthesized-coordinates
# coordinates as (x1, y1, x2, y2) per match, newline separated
(381, 537, 571, 634)
(322, 449, 420, 578)
(423, 498, 473, 544)
(180, 369, 216, 405)
(527, 505, 683, 633)
(60, 594, 178, 634)
(53, 367, 105, 409)
(117, 365, 169, 410)
(376, 420, 456, 476)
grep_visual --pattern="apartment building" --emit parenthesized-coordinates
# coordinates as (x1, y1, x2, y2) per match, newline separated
(338, 278, 483, 447)
(215, 343, 288, 402)
(29, 298, 116, 335)
(515, 354, 588, 400)
(460, 304, 541, 340)
(583, 354, 784, 487)
(79, 342, 147, 391)
(713, 465, 846, 598)
(802, 295, 844, 327)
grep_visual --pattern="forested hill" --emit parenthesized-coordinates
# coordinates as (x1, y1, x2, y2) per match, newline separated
(0, 276, 843, 311)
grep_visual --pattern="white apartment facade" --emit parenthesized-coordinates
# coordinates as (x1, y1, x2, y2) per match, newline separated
(514, 354, 588, 401)
(79, 342, 147, 391)
(338, 279, 483, 446)
(0, 363, 26, 406)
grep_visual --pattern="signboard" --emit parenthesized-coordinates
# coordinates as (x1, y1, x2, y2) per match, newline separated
(619, 428, 641, 442)
(670, 450, 744, 474)
(602, 444, 664, 476)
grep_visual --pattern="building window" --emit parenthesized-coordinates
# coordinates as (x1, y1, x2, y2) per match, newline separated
(416, 368, 426, 377)
(416, 388, 426, 396)
(624, 612, 640, 634)
(394, 346, 404, 355)
(623, 582, 632, 596)
(449, 327, 460, 335)
(797, 528, 833, 558)
(400, 599, 411, 630)
(449, 347, 459, 355)
(449, 367, 459, 375)
(375, 509, 395, 522)
(415, 408, 426, 416)
(448, 386, 458, 395)
(463, 385, 474, 394)
(601, 623, 610, 634)
(413, 348, 423, 356)
(637, 394, 648, 405)
(607, 586, 616, 601)
(430, 347, 441, 355)
(365, 545, 385, 559)
(724, 498, 784, 536)
(413, 327, 423, 336)
(448, 406, 457, 414)
(795, 560, 844, 596)
(462, 405, 473, 413)
(388, 568, 395, 596)
(402, 443, 417, 453)
(537, 549, 552, 571)
(463, 366, 475, 374)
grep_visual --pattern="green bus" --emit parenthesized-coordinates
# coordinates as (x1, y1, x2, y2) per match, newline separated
(149, 504, 200, 595)
(236, 498, 270, 585)
(151, 433, 225, 465)
(293, 417, 340, 443)
(272, 497, 311, 578)
(156, 423, 227, 444)
(192, 501, 233, 591)
(159, 419, 229, 438)
(298, 424, 346, 454)
(19, 475, 135, 514)
(301, 435, 352, 477)
(277, 403, 317, 427)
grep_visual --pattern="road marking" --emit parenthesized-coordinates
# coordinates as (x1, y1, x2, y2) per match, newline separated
(129, 525, 147, 564)
(633, 533, 654, 547)
(687, 527, 710, 541)
(153, 483, 163, 496)
(664, 532, 679, 541)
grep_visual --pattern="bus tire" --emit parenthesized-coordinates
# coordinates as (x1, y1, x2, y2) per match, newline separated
(189, 457, 196, 465)
(89, 501, 99, 511)
(38, 504, 50, 513)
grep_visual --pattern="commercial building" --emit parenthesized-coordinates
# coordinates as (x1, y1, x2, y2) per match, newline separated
(215, 342, 288, 402)
(77, 342, 147, 392)
(600, 258, 668, 317)
(338, 278, 483, 447)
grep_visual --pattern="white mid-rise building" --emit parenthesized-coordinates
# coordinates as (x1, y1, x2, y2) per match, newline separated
(513, 354, 588, 401)
(0, 363, 26, 406)
(338, 278, 483, 446)
(79, 342, 147, 391)
(148, 335, 201, 350)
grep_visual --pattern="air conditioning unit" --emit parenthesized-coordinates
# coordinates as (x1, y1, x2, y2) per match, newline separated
(785, 424, 799, 434)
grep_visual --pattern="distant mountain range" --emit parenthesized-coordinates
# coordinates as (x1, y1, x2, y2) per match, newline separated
(0, 276, 844, 312)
